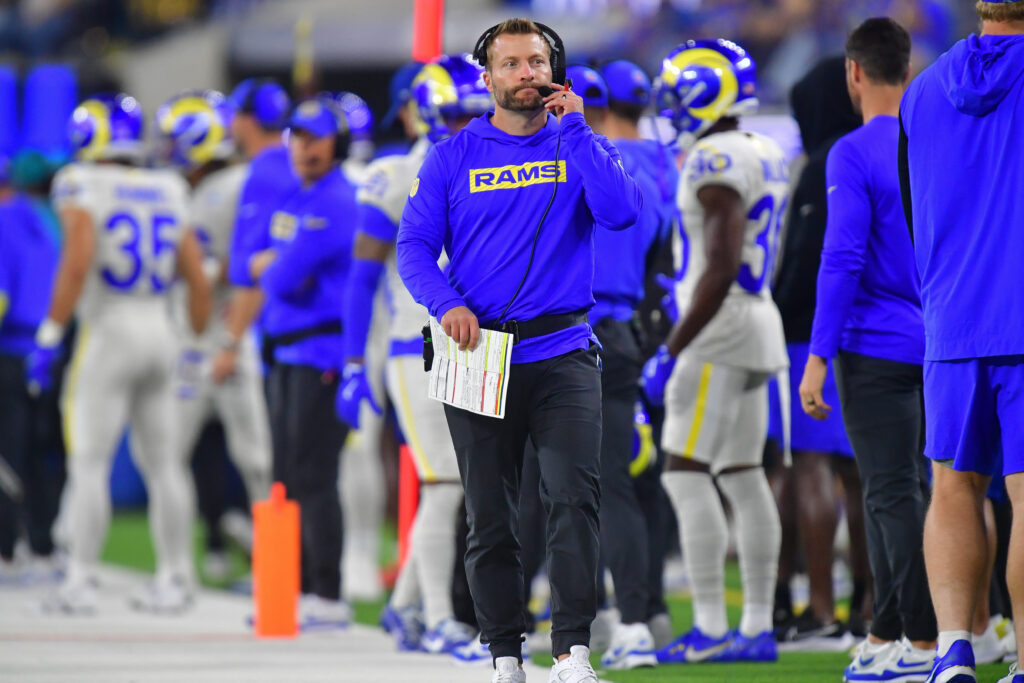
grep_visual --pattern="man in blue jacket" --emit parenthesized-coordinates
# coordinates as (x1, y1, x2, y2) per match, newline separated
(798, 18, 937, 683)
(899, 3, 1024, 682)
(397, 18, 641, 683)
(246, 97, 357, 629)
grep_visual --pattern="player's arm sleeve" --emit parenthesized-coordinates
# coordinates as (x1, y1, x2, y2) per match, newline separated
(809, 140, 871, 360)
(898, 113, 913, 245)
(228, 172, 272, 287)
(396, 149, 467, 321)
(560, 113, 641, 231)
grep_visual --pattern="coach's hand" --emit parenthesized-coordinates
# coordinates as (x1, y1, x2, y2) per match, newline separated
(441, 306, 480, 351)
(25, 343, 60, 397)
(543, 83, 584, 123)
(799, 354, 832, 420)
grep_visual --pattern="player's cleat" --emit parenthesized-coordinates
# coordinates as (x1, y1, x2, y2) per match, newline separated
(40, 576, 99, 615)
(721, 629, 778, 662)
(493, 656, 526, 683)
(298, 594, 351, 631)
(924, 639, 975, 683)
(600, 622, 658, 669)
(778, 610, 856, 652)
(419, 618, 476, 654)
(548, 645, 598, 683)
(973, 621, 1003, 665)
(996, 662, 1022, 683)
(656, 627, 733, 664)
(129, 575, 194, 615)
(452, 633, 531, 666)
(648, 612, 674, 650)
(379, 604, 423, 651)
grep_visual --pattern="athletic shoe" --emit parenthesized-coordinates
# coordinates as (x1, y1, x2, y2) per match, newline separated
(996, 662, 1022, 683)
(452, 633, 531, 666)
(656, 627, 732, 664)
(39, 576, 99, 614)
(420, 618, 476, 654)
(589, 607, 619, 652)
(998, 619, 1018, 662)
(298, 594, 351, 631)
(924, 639, 975, 683)
(778, 610, 857, 652)
(975, 621, 1004, 665)
(202, 550, 232, 584)
(648, 612, 674, 650)
(129, 575, 193, 614)
(493, 656, 526, 683)
(379, 604, 423, 651)
(844, 639, 900, 682)
(600, 622, 658, 669)
(21, 554, 65, 586)
(548, 645, 598, 683)
(721, 629, 778, 662)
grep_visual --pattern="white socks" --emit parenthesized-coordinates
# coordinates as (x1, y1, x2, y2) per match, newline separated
(938, 630, 972, 657)
(340, 416, 385, 600)
(716, 468, 781, 638)
(412, 483, 463, 629)
(662, 470, 729, 638)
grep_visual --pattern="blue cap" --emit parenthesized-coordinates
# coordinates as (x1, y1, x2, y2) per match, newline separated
(601, 60, 651, 107)
(381, 61, 425, 129)
(288, 97, 340, 138)
(566, 65, 608, 108)
(229, 78, 291, 129)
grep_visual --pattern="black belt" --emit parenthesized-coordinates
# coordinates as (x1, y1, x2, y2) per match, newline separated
(481, 309, 589, 344)
(261, 319, 343, 367)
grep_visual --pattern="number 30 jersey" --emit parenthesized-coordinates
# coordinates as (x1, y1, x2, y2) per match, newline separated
(51, 162, 191, 323)
(673, 129, 788, 372)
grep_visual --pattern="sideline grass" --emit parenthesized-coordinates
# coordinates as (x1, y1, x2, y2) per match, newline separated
(104, 511, 1015, 682)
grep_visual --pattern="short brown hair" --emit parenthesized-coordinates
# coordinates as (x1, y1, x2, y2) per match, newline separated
(976, 0, 1024, 22)
(479, 18, 551, 69)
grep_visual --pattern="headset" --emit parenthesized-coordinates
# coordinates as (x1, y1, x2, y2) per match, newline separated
(472, 21, 567, 86)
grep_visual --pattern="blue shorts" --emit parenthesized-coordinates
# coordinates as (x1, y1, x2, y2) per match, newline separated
(767, 342, 854, 457)
(924, 355, 1024, 476)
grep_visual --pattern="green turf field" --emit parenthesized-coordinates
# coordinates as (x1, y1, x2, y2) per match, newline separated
(103, 511, 1015, 682)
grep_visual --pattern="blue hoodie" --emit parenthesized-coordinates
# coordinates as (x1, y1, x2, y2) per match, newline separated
(901, 34, 1024, 360)
(0, 195, 58, 356)
(591, 138, 676, 324)
(397, 112, 642, 363)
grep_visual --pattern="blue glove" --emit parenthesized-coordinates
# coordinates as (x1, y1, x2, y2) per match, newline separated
(655, 273, 679, 324)
(336, 363, 382, 429)
(26, 343, 60, 396)
(641, 345, 677, 406)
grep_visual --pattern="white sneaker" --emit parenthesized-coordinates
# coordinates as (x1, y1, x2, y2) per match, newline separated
(976, 621, 1004, 665)
(493, 656, 526, 683)
(22, 554, 65, 585)
(999, 619, 1018, 662)
(647, 612, 674, 650)
(600, 622, 657, 669)
(844, 638, 933, 683)
(549, 645, 598, 683)
(844, 639, 900, 682)
(202, 550, 232, 583)
(40, 576, 99, 614)
(589, 607, 619, 652)
(129, 575, 194, 614)
(298, 594, 352, 631)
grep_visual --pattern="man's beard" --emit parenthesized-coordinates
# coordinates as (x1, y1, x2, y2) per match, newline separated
(496, 84, 544, 111)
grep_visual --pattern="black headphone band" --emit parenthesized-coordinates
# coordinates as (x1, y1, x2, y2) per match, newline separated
(472, 20, 566, 85)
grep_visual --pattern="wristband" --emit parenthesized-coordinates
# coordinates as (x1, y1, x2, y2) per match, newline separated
(35, 318, 65, 348)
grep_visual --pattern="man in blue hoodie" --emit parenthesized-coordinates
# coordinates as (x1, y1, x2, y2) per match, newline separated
(397, 18, 641, 683)
(899, 3, 1024, 682)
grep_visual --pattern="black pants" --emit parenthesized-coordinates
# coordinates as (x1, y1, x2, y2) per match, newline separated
(593, 319, 650, 624)
(266, 363, 348, 600)
(0, 353, 64, 560)
(633, 399, 670, 620)
(445, 347, 602, 660)
(518, 443, 546, 633)
(836, 351, 937, 642)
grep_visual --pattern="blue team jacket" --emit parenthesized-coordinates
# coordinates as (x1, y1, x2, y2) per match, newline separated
(397, 111, 642, 363)
(260, 166, 357, 370)
(0, 195, 59, 356)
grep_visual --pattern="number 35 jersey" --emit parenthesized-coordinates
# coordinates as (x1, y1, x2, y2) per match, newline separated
(51, 162, 191, 323)
(674, 129, 788, 372)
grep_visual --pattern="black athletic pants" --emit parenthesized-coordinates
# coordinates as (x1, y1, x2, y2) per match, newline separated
(445, 347, 602, 661)
(836, 350, 937, 642)
(0, 353, 63, 560)
(266, 363, 348, 601)
(593, 319, 650, 624)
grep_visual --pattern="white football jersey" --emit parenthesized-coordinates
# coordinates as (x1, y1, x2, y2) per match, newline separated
(51, 162, 191, 323)
(674, 129, 789, 372)
(357, 139, 438, 341)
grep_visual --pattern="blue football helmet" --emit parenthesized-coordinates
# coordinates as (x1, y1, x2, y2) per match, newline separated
(68, 93, 144, 162)
(155, 90, 234, 168)
(654, 39, 758, 145)
(411, 53, 492, 142)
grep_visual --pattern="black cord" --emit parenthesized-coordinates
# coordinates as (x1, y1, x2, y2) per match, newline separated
(497, 128, 563, 325)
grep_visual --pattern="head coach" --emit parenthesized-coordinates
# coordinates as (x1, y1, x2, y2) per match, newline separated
(396, 17, 642, 683)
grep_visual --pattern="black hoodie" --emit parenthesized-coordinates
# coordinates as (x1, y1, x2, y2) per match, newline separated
(773, 56, 862, 342)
